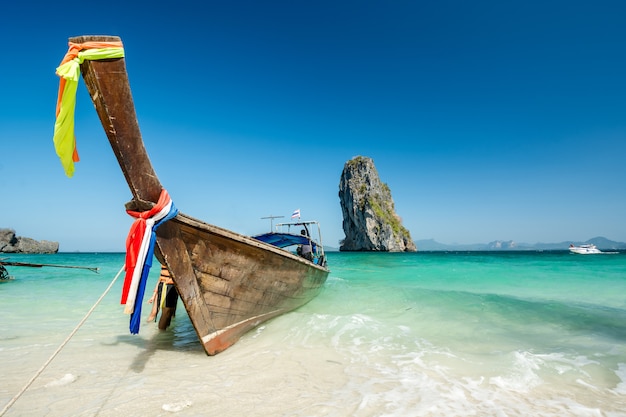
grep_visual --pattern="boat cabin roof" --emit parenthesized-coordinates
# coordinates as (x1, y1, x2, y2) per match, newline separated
(253, 232, 318, 251)
(253, 220, 322, 252)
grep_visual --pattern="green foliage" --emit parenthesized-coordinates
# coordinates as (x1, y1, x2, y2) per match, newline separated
(347, 155, 367, 168)
(358, 183, 368, 210)
(368, 197, 410, 238)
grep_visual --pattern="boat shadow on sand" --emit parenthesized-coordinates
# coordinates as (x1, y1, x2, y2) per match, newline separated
(104, 315, 204, 373)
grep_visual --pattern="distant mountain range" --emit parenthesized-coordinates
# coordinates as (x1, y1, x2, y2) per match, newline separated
(415, 236, 626, 251)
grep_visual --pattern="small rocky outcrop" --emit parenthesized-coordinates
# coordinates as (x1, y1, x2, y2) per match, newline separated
(338, 156, 417, 252)
(0, 228, 59, 253)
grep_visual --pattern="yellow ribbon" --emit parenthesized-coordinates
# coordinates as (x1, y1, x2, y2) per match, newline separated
(53, 47, 124, 177)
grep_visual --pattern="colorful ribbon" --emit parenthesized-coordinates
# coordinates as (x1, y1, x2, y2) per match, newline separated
(122, 189, 178, 334)
(53, 41, 124, 177)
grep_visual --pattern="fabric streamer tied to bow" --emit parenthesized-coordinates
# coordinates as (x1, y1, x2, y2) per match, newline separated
(53, 41, 124, 177)
(122, 189, 178, 334)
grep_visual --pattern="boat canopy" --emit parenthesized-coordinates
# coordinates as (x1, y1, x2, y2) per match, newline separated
(253, 232, 318, 252)
(253, 220, 326, 268)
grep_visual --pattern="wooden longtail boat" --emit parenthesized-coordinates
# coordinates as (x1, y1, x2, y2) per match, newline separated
(69, 35, 330, 355)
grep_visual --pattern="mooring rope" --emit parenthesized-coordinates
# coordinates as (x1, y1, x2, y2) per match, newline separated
(0, 264, 126, 417)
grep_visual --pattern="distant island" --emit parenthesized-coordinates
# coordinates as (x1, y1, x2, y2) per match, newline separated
(414, 236, 626, 251)
(0, 228, 59, 254)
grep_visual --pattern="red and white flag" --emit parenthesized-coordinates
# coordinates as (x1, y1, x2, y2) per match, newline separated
(291, 208, 301, 219)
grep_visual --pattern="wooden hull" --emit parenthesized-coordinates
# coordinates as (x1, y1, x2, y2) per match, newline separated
(158, 214, 328, 354)
(71, 35, 329, 355)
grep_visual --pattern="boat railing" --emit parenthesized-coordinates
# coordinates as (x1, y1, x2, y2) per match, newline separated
(274, 221, 326, 266)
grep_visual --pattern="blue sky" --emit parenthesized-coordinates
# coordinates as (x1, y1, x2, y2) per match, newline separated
(1, 1, 625, 251)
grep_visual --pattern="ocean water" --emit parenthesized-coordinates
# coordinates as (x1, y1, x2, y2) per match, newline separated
(1, 251, 625, 416)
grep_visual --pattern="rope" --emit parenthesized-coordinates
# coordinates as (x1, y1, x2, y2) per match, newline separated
(0, 264, 125, 417)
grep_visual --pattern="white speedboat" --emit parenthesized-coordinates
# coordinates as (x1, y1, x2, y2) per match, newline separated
(569, 244, 602, 254)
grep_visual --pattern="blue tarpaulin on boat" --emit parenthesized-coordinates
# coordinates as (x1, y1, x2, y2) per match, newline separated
(253, 233, 317, 251)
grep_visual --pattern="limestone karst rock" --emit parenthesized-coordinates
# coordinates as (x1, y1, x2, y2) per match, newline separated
(0, 228, 59, 253)
(338, 156, 417, 252)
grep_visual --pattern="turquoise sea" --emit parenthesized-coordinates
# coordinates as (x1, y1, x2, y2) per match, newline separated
(1, 251, 626, 416)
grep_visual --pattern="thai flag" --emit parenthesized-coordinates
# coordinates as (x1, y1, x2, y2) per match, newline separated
(291, 208, 301, 219)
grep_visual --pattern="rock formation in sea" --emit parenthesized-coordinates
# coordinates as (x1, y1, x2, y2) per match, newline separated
(338, 156, 417, 252)
(0, 228, 59, 253)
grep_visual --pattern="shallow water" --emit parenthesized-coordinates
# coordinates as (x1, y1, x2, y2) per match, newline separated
(1, 251, 625, 416)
